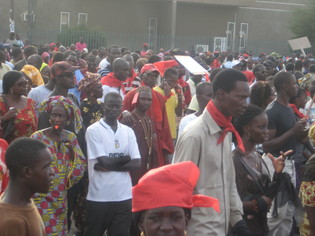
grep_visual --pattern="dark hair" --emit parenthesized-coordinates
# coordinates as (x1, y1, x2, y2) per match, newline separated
(24, 46, 37, 59)
(233, 104, 264, 137)
(289, 87, 306, 104)
(0, 51, 6, 63)
(148, 55, 161, 64)
(212, 68, 247, 95)
(273, 71, 295, 92)
(12, 47, 23, 58)
(252, 64, 265, 74)
(295, 60, 303, 71)
(286, 62, 295, 72)
(3, 70, 23, 94)
(52, 52, 65, 64)
(210, 68, 223, 82)
(164, 67, 179, 79)
(104, 92, 122, 104)
(250, 81, 273, 109)
(5, 137, 47, 180)
(108, 45, 121, 54)
(64, 50, 76, 59)
(196, 82, 212, 96)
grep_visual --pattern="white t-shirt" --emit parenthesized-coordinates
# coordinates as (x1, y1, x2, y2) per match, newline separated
(28, 85, 52, 105)
(85, 119, 141, 202)
(178, 113, 198, 136)
(305, 100, 315, 121)
(99, 58, 110, 70)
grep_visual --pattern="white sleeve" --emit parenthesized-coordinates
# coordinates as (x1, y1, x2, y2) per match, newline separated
(85, 126, 107, 160)
(128, 128, 141, 160)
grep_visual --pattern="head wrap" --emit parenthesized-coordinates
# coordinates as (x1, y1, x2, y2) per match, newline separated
(38, 96, 82, 134)
(21, 64, 44, 86)
(298, 73, 315, 91)
(78, 72, 101, 93)
(132, 161, 220, 213)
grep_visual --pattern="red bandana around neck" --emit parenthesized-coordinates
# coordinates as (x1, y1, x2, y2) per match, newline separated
(101, 72, 126, 94)
(206, 100, 245, 152)
(289, 104, 305, 119)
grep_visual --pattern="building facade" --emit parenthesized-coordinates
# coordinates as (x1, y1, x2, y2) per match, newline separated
(0, 0, 310, 55)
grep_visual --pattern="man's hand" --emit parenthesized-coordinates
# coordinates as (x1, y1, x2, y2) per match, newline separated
(94, 162, 108, 172)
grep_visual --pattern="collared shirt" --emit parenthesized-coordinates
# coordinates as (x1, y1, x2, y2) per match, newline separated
(173, 109, 243, 235)
(85, 119, 141, 202)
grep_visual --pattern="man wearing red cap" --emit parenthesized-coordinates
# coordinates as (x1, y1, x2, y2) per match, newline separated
(122, 64, 174, 165)
(173, 69, 250, 235)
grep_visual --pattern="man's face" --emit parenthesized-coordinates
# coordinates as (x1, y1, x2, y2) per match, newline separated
(57, 71, 76, 89)
(29, 148, 54, 194)
(220, 81, 250, 118)
(109, 48, 122, 64)
(165, 74, 178, 89)
(286, 76, 298, 98)
(141, 206, 187, 236)
(137, 90, 152, 113)
(197, 85, 213, 109)
(115, 62, 130, 81)
(142, 71, 159, 88)
(104, 96, 122, 121)
(255, 66, 267, 81)
(145, 50, 153, 59)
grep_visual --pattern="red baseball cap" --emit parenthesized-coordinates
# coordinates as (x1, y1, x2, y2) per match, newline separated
(140, 63, 159, 75)
(51, 61, 79, 78)
(132, 161, 220, 213)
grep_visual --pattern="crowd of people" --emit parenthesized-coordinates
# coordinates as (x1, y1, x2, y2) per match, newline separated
(0, 32, 315, 236)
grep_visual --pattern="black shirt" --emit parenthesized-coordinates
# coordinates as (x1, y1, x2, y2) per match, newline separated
(265, 100, 298, 156)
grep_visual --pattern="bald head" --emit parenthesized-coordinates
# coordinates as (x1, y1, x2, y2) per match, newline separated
(27, 54, 43, 70)
(113, 58, 130, 81)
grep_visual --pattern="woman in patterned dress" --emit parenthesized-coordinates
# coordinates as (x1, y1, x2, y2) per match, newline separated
(31, 96, 86, 236)
(0, 71, 37, 143)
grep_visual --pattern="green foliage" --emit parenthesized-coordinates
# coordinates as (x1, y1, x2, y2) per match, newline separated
(57, 25, 106, 49)
(289, 1, 315, 41)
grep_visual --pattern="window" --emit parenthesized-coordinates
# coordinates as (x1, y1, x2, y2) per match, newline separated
(239, 23, 249, 51)
(148, 17, 158, 51)
(78, 13, 88, 26)
(60, 12, 70, 32)
(226, 22, 235, 51)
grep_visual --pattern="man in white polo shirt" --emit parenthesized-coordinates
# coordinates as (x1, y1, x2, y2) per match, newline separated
(84, 92, 141, 236)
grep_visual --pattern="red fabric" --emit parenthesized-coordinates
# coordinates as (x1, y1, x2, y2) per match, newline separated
(132, 161, 220, 213)
(153, 60, 179, 77)
(101, 72, 126, 95)
(177, 77, 192, 105)
(211, 59, 221, 69)
(243, 71, 255, 84)
(207, 100, 245, 152)
(0, 139, 9, 194)
(122, 88, 174, 160)
(124, 68, 138, 89)
(289, 104, 305, 119)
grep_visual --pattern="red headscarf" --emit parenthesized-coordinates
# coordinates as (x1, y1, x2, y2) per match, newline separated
(132, 161, 220, 213)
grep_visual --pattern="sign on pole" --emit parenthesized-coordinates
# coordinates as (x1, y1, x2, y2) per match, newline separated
(288, 37, 311, 56)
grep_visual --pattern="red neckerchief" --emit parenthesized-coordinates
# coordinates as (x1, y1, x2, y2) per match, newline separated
(101, 72, 125, 94)
(289, 104, 305, 119)
(207, 100, 245, 152)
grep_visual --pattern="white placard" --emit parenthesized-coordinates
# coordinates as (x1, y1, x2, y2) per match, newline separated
(174, 55, 209, 75)
(288, 37, 311, 51)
